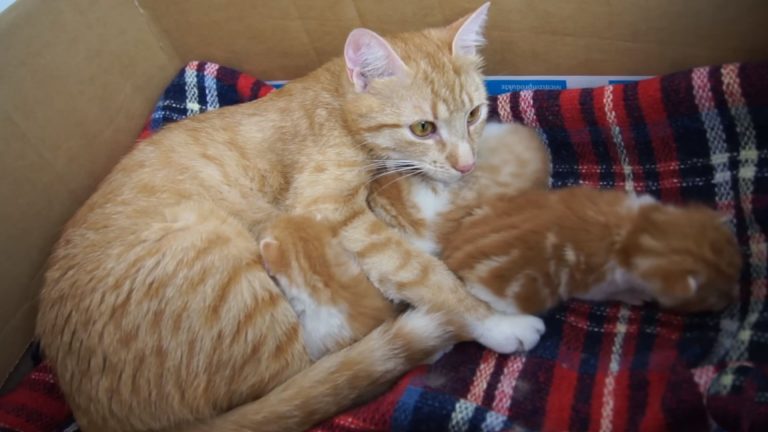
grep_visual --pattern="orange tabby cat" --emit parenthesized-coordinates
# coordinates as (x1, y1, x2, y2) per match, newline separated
(36, 4, 546, 431)
(441, 186, 742, 314)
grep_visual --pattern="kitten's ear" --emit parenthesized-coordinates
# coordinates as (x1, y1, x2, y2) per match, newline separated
(668, 274, 698, 298)
(344, 28, 408, 92)
(259, 238, 281, 275)
(449, 2, 491, 57)
(686, 275, 699, 294)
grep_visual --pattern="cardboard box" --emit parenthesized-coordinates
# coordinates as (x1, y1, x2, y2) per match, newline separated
(1, 0, 767, 383)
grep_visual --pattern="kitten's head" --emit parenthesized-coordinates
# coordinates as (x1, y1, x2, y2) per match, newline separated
(342, 3, 491, 183)
(259, 215, 362, 292)
(621, 203, 742, 312)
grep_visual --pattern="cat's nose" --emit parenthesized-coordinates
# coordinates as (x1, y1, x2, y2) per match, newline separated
(454, 161, 476, 174)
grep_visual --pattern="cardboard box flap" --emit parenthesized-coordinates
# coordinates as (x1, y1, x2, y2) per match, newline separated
(138, 0, 768, 79)
(0, 0, 181, 379)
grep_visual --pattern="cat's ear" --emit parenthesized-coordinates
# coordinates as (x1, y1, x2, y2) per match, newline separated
(344, 28, 408, 92)
(259, 238, 281, 276)
(449, 2, 491, 57)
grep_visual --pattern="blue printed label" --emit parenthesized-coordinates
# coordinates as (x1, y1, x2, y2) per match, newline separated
(484, 79, 567, 95)
(608, 79, 642, 85)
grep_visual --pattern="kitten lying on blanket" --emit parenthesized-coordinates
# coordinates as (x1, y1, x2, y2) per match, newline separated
(440, 186, 742, 314)
(263, 186, 740, 361)
(259, 215, 401, 361)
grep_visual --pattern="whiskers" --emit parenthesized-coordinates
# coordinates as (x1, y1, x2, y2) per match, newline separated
(367, 160, 424, 195)
(300, 156, 425, 193)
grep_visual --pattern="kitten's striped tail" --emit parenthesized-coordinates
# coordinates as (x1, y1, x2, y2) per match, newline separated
(181, 309, 453, 432)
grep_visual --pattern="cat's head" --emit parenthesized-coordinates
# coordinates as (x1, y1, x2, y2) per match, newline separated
(620, 203, 742, 312)
(259, 215, 362, 292)
(342, 3, 491, 183)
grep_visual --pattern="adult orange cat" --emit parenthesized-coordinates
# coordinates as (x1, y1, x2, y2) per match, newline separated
(36, 3, 544, 431)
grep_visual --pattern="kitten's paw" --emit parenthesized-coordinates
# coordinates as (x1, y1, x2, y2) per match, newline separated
(471, 314, 545, 354)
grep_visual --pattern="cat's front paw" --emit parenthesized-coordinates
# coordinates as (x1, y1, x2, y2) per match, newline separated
(471, 314, 545, 354)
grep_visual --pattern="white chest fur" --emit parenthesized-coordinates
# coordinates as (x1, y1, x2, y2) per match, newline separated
(408, 179, 452, 256)
(274, 275, 353, 361)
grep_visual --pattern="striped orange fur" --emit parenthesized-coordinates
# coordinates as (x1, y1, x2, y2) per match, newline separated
(441, 187, 742, 314)
(259, 214, 402, 360)
(260, 122, 554, 371)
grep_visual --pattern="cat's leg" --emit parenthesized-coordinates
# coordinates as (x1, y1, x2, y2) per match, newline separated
(335, 206, 545, 354)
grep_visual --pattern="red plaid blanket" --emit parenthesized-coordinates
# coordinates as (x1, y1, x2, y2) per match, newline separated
(1, 61, 767, 432)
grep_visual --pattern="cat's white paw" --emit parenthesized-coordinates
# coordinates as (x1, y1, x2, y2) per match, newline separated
(471, 314, 545, 354)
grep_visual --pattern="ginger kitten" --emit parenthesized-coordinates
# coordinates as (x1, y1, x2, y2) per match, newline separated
(259, 215, 401, 361)
(37, 4, 545, 431)
(441, 187, 742, 314)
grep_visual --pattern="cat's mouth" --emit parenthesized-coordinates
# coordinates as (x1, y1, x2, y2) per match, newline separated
(379, 158, 466, 184)
(421, 164, 466, 184)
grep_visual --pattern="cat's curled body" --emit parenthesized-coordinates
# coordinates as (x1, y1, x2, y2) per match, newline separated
(37, 4, 545, 431)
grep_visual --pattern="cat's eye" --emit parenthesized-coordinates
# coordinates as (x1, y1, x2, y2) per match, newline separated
(409, 121, 436, 138)
(467, 105, 482, 125)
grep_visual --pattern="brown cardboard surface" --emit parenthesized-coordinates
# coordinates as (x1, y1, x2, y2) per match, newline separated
(1, 0, 766, 382)
(0, 0, 181, 379)
(487, 0, 768, 75)
(138, 0, 768, 79)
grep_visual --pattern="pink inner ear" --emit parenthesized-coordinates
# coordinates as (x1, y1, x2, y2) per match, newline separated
(344, 28, 407, 92)
(452, 2, 490, 57)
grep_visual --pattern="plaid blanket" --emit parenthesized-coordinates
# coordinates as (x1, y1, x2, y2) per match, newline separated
(1, 61, 766, 432)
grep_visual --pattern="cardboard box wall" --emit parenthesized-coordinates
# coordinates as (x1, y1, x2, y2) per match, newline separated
(1, 0, 767, 382)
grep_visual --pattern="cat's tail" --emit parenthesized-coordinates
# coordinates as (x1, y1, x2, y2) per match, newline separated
(181, 309, 453, 432)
